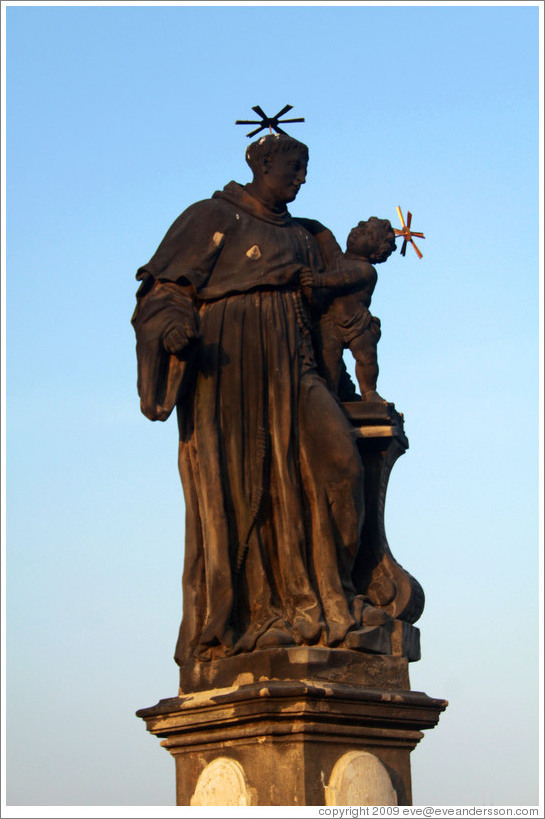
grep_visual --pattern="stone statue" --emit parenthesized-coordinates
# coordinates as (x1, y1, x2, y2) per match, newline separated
(303, 217, 396, 402)
(132, 134, 421, 675)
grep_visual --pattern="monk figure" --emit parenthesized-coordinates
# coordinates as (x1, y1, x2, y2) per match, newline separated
(132, 134, 390, 667)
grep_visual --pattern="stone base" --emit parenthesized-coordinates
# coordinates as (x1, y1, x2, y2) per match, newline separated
(179, 637, 419, 694)
(137, 677, 447, 806)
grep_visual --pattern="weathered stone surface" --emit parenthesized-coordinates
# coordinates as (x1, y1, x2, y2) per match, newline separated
(179, 645, 412, 694)
(137, 680, 448, 806)
(189, 757, 253, 806)
(348, 403, 425, 625)
(325, 751, 398, 806)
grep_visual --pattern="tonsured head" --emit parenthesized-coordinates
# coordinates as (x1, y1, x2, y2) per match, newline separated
(347, 217, 397, 264)
(245, 134, 309, 205)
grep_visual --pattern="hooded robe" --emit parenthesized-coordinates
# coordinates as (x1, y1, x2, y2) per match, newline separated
(132, 181, 367, 666)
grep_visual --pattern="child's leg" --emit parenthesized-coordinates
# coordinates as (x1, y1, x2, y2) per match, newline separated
(349, 320, 384, 401)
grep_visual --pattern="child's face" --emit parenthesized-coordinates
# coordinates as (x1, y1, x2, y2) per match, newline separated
(372, 231, 396, 263)
(348, 221, 396, 264)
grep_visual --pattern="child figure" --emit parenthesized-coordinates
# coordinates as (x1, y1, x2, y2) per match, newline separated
(306, 217, 396, 402)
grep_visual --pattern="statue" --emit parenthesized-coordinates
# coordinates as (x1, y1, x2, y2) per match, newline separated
(133, 128, 447, 809)
(131, 132, 419, 673)
(301, 216, 396, 402)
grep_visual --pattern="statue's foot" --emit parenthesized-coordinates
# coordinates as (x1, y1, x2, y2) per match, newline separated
(324, 621, 351, 647)
(360, 389, 387, 403)
(293, 615, 322, 644)
(361, 604, 392, 627)
(256, 621, 294, 649)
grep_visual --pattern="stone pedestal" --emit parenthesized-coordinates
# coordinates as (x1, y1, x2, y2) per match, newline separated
(137, 670, 447, 806)
(345, 401, 424, 624)
(137, 403, 447, 805)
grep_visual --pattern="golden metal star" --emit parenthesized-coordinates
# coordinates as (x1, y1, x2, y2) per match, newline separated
(394, 207, 426, 259)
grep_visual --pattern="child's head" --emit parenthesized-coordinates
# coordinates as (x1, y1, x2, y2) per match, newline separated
(347, 217, 396, 264)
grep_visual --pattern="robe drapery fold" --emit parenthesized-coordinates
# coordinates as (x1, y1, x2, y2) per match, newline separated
(133, 182, 367, 665)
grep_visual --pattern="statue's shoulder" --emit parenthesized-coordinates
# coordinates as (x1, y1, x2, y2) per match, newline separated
(180, 194, 235, 219)
(292, 216, 330, 236)
(293, 217, 343, 267)
(163, 193, 239, 239)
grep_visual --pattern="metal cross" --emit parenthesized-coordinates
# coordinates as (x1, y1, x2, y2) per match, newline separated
(394, 207, 426, 259)
(236, 105, 305, 138)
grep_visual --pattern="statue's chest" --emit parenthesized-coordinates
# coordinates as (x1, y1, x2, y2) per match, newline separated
(213, 216, 321, 280)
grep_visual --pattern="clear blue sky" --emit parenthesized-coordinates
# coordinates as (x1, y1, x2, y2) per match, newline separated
(3, 0, 542, 811)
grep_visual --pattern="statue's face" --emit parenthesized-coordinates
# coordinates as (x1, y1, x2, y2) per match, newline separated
(372, 227, 397, 263)
(261, 149, 308, 204)
(348, 219, 397, 264)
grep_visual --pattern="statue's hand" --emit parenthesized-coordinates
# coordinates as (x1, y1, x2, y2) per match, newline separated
(300, 267, 321, 304)
(162, 325, 198, 356)
(300, 267, 317, 289)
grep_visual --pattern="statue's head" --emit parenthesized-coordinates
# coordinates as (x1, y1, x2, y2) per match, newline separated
(245, 134, 309, 205)
(347, 217, 397, 264)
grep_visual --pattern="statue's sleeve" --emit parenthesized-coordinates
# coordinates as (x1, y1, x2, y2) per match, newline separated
(136, 198, 231, 292)
(132, 199, 230, 421)
(131, 280, 198, 421)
